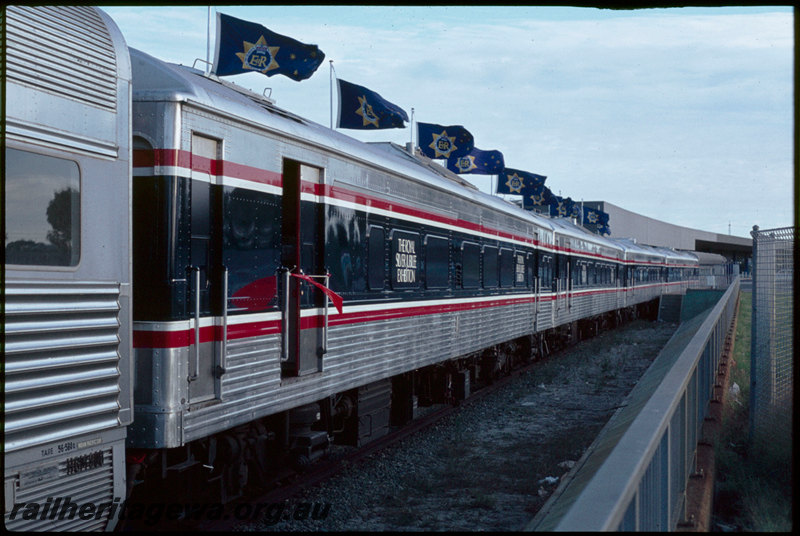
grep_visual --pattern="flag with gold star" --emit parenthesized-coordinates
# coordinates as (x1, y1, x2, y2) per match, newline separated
(522, 184, 553, 209)
(583, 206, 602, 225)
(549, 195, 570, 217)
(417, 122, 474, 160)
(212, 13, 325, 81)
(598, 210, 611, 235)
(336, 78, 409, 129)
(446, 148, 504, 174)
(570, 199, 582, 220)
(582, 207, 610, 235)
(496, 168, 546, 195)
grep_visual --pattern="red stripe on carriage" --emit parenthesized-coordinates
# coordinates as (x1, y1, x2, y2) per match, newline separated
(133, 295, 550, 348)
(133, 149, 282, 186)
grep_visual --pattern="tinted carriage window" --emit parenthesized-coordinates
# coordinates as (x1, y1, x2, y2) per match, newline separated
(499, 248, 514, 288)
(5, 148, 80, 266)
(368, 226, 385, 290)
(425, 235, 449, 289)
(462, 242, 480, 288)
(223, 188, 282, 313)
(391, 230, 419, 289)
(538, 254, 552, 290)
(483, 246, 498, 288)
(557, 255, 568, 287)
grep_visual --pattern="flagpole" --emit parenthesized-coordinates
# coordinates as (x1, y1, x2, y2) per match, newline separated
(410, 107, 415, 148)
(329, 60, 334, 129)
(205, 6, 211, 75)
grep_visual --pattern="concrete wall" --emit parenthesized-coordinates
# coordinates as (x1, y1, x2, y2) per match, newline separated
(583, 201, 751, 257)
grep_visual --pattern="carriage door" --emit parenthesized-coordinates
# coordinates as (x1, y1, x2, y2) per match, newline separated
(281, 159, 325, 377)
(188, 133, 223, 403)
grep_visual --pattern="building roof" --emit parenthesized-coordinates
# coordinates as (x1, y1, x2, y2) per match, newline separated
(582, 201, 751, 259)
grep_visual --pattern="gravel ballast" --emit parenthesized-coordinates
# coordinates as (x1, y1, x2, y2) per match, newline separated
(235, 318, 678, 532)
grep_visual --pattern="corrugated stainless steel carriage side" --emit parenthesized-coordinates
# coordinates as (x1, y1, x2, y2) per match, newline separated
(610, 238, 670, 305)
(651, 246, 698, 294)
(127, 48, 560, 449)
(4, 6, 132, 532)
(546, 217, 626, 328)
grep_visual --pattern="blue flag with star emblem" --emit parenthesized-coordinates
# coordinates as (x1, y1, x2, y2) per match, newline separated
(417, 122, 474, 160)
(522, 184, 553, 210)
(569, 199, 582, 220)
(336, 79, 408, 130)
(496, 168, 546, 195)
(549, 195, 571, 218)
(583, 206, 600, 225)
(446, 148, 504, 175)
(598, 210, 611, 235)
(583, 207, 610, 234)
(582, 207, 610, 232)
(212, 13, 325, 81)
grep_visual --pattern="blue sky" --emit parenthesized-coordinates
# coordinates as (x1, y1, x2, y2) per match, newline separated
(102, 5, 794, 237)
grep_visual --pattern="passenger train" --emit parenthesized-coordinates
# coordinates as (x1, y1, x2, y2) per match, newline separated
(5, 6, 705, 531)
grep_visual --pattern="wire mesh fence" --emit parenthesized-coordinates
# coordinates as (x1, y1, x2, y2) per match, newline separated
(749, 225, 794, 457)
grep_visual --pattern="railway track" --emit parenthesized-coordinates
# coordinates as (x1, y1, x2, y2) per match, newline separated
(113, 314, 678, 533)
(197, 360, 540, 531)
(116, 355, 542, 532)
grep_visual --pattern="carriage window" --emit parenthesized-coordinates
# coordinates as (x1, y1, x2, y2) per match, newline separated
(538, 254, 552, 290)
(462, 242, 480, 288)
(483, 246, 498, 288)
(368, 226, 385, 290)
(223, 188, 282, 313)
(425, 235, 449, 289)
(557, 255, 568, 287)
(191, 133, 218, 173)
(5, 148, 80, 266)
(499, 248, 514, 288)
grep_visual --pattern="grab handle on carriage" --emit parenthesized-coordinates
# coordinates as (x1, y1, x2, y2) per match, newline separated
(189, 266, 201, 382)
(280, 269, 291, 362)
(218, 266, 228, 377)
(295, 273, 332, 356)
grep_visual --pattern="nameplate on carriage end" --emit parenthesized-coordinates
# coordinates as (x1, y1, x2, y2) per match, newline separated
(19, 465, 59, 487)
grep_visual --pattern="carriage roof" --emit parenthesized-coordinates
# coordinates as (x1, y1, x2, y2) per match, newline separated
(129, 48, 556, 239)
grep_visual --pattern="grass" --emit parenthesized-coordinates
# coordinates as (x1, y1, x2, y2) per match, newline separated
(713, 291, 793, 531)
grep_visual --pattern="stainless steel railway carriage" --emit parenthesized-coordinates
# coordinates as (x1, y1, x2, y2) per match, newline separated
(123, 46, 699, 506)
(126, 46, 563, 500)
(5, 6, 705, 531)
(4, 6, 132, 532)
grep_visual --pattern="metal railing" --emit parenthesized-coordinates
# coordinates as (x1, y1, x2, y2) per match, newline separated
(554, 276, 740, 531)
(688, 263, 740, 290)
